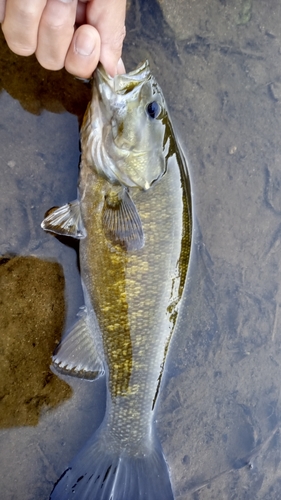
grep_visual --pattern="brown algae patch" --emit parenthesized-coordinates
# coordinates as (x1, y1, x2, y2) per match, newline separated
(0, 255, 72, 427)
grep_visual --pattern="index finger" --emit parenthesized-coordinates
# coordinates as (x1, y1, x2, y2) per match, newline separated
(86, 0, 126, 76)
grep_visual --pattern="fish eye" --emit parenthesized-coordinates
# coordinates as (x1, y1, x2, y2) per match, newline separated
(146, 101, 161, 119)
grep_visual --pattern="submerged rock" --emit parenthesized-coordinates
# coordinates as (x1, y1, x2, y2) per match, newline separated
(0, 255, 72, 427)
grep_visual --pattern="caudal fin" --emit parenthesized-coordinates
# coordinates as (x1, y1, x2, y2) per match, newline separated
(50, 426, 174, 500)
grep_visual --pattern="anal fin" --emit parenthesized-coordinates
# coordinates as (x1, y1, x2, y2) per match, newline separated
(53, 306, 104, 380)
(41, 200, 86, 239)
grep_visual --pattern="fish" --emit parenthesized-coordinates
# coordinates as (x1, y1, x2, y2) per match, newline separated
(42, 60, 192, 500)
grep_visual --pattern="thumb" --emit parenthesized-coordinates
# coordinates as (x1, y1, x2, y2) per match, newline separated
(86, 0, 126, 77)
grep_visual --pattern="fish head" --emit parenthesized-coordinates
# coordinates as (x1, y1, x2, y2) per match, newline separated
(93, 61, 171, 190)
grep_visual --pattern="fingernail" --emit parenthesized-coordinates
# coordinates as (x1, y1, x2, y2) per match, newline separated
(58, 0, 74, 3)
(75, 32, 95, 56)
(117, 58, 126, 75)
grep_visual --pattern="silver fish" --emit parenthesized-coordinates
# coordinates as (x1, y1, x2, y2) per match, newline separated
(42, 60, 192, 500)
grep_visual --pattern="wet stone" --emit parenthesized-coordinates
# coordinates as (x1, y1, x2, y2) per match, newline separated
(268, 81, 281, 102)
(0, 255, 72, 427)
(156, 0, 253, 42)
(265, 156, 281, 214)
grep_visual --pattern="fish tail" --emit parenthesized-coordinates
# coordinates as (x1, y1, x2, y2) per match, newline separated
(49, 425, 174, 500)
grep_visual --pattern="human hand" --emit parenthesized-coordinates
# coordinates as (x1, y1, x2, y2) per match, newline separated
(0, 0, 126, 78)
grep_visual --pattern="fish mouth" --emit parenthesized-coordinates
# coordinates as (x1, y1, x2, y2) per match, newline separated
(96, 61, 151, 95)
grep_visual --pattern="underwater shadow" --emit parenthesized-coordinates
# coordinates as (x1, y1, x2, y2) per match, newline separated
(0, 30, 91, 121)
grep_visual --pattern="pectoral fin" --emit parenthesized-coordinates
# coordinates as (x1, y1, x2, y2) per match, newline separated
(41, 200, 86, 239)
(53, 306, 104, 380)
(102, 189, 144, 251)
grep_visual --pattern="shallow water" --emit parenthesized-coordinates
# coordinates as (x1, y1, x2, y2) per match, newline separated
(1, 0, 281, 498)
